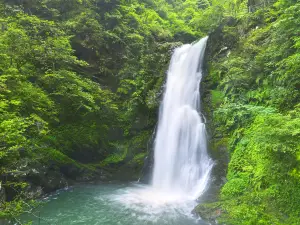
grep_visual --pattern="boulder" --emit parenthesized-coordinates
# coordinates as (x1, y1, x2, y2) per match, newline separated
(193, 203, 224, 225)
(0, 183, 5, 205)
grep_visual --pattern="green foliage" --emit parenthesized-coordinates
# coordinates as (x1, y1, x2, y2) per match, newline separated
(207, 1, 300, 224)
(0, 3, 118, 219)
(211, 90, 225, 108)
(0, 0, 218, 220)
(1, 0, 299, 224)
(221, 174, 249, 198)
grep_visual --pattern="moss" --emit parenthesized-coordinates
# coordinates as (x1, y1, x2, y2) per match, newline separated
(130, 153, 147, 166)
(221, 176, 249, 198)
(211, 90, 225, 108)
(210, 137, 228, 152)
(100, 151, 127, 167)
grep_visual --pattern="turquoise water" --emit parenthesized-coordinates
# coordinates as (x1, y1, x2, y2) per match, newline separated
(21, 183, 208, 225)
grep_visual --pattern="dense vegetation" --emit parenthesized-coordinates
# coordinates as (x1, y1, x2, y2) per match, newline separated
(199, 0, 300, 224)
(0, 0, 299, 224)
(0, 0, 216, 219)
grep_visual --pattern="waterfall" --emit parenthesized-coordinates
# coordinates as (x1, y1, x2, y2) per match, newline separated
(151, 37, 213, 200)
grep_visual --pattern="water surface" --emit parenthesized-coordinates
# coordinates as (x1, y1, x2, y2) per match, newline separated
(21, 183, 208, 225)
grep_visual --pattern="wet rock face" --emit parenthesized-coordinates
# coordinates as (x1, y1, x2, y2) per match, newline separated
(43, 170, 69, 192)
(200, 30, 231, 201)
(25, 184, 43, 199)
(14, 164, 111, 203)
(25, 161, 111, 194)
(0, 184, 5, 205)
(193, 18, 241, 218)
(26, 164, 68, 193)
(139, 153, 154, 184)
(0, 219, 8, 225)
(206, 17, 238, 63)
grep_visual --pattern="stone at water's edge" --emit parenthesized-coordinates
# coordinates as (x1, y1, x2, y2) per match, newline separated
(0, 186, 8, 225)
(0, 219, 9, 225)
(193, 202, 224, 225)
(0, 184, 5, 204)
(10, 162, 111, 204)
(25, 185, 43, 199)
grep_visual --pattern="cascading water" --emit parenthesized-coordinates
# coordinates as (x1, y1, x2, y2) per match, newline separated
(152, 36, 213, 200)
(22, 37, 214, 225)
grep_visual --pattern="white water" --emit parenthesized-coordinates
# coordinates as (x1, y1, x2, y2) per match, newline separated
(111, 37, 213, 222)
(152, 36, 213, 200)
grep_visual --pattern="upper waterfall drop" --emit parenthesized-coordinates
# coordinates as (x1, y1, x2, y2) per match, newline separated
(152, 36, 213, 200)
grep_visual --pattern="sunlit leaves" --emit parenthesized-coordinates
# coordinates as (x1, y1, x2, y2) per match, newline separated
(211, 2, 300, 224)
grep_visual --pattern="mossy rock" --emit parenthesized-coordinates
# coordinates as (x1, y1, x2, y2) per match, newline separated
(194, 202, 226, 225)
